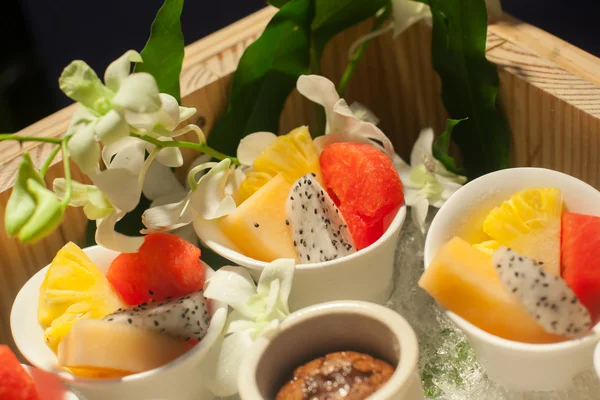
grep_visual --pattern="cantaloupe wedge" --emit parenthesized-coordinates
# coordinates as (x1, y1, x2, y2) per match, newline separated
(218, 174, 296, 262)
(58, 319, 190, 376)
(419, 237, 566, 344)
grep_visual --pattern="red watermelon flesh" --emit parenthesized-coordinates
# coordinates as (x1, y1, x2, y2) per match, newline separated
(0, 346, 40, 400)
(320, 142, 404, 249)
(561, 212, 600, 323)
(107, 233, 206, 305)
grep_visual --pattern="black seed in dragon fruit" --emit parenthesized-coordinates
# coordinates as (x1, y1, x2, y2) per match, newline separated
(286, 173, 355, 263)
(492, 247, 591, 338)
(103, 289, 211, 342)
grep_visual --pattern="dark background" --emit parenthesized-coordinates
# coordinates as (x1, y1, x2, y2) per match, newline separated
(0, 0, 598, 133)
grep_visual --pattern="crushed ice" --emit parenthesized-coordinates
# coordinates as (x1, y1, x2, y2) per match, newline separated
(389, 208, 600, 399)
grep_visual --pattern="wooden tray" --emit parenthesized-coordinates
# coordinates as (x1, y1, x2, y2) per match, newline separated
(2, 6, 600, 356)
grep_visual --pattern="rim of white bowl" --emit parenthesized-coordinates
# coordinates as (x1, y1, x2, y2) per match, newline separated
(594, 342, 600, 376)
(195, 204, 407, 271)
(238, 300, 419, 400)
(424, 167, 600, 352)
(11, 245, 228, 384)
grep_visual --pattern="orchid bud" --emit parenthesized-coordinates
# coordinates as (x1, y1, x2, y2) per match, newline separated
(5, 153, 65, 243)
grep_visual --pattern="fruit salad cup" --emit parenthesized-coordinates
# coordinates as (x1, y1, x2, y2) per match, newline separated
(422, 168, 600, 391)
(11, 241, 228, 400)
(238, 301, 424, 400)
(195, 127, 407, 311)
(194, 127, 406, 310)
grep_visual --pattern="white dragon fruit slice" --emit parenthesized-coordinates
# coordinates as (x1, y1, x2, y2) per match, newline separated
(103, 289, 211, 342)
(492, 246, 591, 338)
(286, 173, 355, 263)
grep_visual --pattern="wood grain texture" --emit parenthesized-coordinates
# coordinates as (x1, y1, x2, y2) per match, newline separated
(2, 8, 600, 355)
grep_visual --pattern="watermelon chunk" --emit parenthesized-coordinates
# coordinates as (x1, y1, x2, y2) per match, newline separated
(107, 233, 206, 305)
(561, 212, 600, 323)
(319, 143, 404, 249)
(0, 346, 40, 400)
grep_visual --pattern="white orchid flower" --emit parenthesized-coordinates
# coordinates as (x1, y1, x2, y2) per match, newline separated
(140, 161, 200, 245)
(296, 75, 395, 159)
(141, 159, 237, 233)
(394, 128, 466, 233)
(125, 93, 200, 168)
(202, 258, 295, 397)
(61, 50, 200, 172)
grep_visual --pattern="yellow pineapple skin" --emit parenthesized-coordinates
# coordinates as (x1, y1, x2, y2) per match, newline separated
(235, 126, 322, 203)
(219, 174, 297, 262)
(419, 237, 565, 344)
(482, 188, 562, 275)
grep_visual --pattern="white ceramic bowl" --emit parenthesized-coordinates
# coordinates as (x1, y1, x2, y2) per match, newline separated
(11, 245, 227, 400)
(194, 205, 407, 311)
(595, 342, 600, 381)
(424, 167, 600, 391)
(238, 300, 424, 400)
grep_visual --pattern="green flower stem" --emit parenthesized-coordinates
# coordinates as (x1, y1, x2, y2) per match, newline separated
(131, 132, 240, 165)
(60, 140, 72, 207)
(0, 134, 63, 145)
(40, 145, 62, 177)
(337, 6, 391, 96)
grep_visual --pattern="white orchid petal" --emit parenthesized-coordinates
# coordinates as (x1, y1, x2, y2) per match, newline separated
(53, 178, 88, 207)
(154, 141, 184, 168)
(112, 73, 161, 113)
(410, 128, 435, 167)
(255, 259, 295, 317)
(65, 106, 97, 137)
(392, 154, 415, 186)
(83, 202, 113, 220)
(178, 106, 196, 123)
(158, 93, 181, 131)
(403, 188, 422, 206)
(330, 99, 362, 134)
(104, 50, 142, 92)
(95, 211, 144, 253)
(204, 266, 258, 319)
(141, 194, 194, 233)
(236, 132, 277, 166)
(313, 132, 351, 154)
(226, 312, 257, 335)
(108, 140, 146, 174)
(411, 196, 430, 234)
(101, 136, 139, 167)
(349, 101, 380, 125)
(189, 159, 236, 220)
(68, 125, 100, 174)
(89, 167, 141, 212)
(184, 154, 213, 190)
(297, 75, 340, 132)
(392, 0, 431, 38)
(206, 330, 254, 397)
(142, 161, 185, 200)
(226, 166, 245, 196)
(95, 109, 130, 145)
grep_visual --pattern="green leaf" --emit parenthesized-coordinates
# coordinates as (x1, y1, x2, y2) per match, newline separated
(311, 0, 390, 60)
(426, 0, 510, 179)
(134, 0, 185, 103)
(208, 0, 314, 156)
(432, 118, 466, 174)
